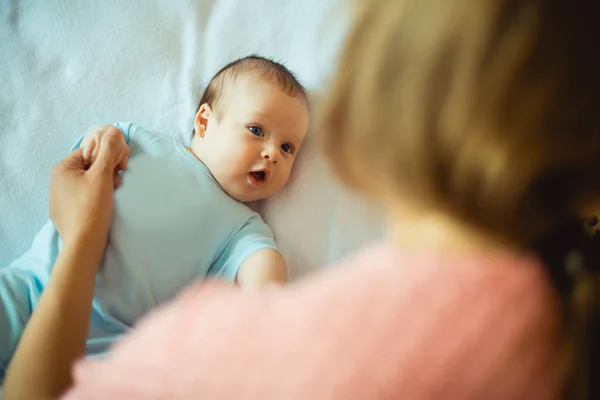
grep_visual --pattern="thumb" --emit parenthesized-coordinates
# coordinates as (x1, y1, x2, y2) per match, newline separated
(90, 127, 122, 175)
(60, 148, 87, 171)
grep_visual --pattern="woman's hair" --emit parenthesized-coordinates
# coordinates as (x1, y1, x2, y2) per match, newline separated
(322, 0, 600, 397)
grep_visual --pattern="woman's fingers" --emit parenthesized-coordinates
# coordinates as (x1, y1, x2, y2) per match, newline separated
(83, 127, 128, 191)
(117, 141, 130, 172)
(91, 128, 123, 176)
(82, 136, 97, 167)
(118, 153, 129, 172)
(113, 170, 123, 189)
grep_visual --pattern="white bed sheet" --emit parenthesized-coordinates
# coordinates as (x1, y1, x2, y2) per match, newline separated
(0, 0, 383, 278)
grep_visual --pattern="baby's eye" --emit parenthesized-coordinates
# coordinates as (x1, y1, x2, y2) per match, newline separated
(281, 143, 294, 154)
(248, 126, 264, 137)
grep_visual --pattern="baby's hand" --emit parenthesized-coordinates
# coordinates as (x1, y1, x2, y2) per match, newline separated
(81, 125, 130, 187)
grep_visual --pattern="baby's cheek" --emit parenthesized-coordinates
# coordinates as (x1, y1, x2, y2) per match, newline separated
(279, 170, 292, 188)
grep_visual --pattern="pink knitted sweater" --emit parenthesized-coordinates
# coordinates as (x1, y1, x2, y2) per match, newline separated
(63, 243, 560, 399)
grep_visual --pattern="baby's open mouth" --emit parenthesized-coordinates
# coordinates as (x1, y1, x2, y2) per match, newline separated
(249, 170, 269, 186)
(251, 171, 266, 181)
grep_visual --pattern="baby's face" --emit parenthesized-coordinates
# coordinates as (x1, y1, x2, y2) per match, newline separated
(191, 76, 309, 202)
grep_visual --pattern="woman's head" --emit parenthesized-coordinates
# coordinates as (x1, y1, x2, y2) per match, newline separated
(323, 0, 600, 248)
(323, 0, 600, 397)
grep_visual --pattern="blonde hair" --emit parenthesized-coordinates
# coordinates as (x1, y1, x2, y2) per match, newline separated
(322, 0, 600, 397)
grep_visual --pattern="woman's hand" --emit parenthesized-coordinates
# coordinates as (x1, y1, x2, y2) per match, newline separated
(80, 124, 129, 185)
(50, 126, 128, 246)
(2, 127, 129, 400)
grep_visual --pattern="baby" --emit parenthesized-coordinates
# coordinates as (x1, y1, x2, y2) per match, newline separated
(0, 55, 309, 377)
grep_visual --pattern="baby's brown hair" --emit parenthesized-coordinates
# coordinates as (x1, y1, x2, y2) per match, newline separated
(192, 55, 307, 137)
(322, 0, 600, 397)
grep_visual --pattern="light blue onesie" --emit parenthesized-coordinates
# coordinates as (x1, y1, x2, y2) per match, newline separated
(0, 123, 278, 380)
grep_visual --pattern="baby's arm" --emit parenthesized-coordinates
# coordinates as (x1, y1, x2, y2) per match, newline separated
(80, 125, 129, 172)
(236, 249, 287, 288)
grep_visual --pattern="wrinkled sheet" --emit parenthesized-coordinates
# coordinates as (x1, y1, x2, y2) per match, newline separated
(0, 0, 383, 278)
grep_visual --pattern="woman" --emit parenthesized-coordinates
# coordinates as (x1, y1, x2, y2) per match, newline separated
(5, 0, 600, 398)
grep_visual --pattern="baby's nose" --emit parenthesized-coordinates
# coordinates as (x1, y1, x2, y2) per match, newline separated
(262, 146, 278, 163)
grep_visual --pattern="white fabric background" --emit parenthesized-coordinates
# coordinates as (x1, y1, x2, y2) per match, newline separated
(0, 0, 383, 278)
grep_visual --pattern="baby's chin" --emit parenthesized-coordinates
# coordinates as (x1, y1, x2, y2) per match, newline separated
(220, 176, 287, 203)
(236, 194, 269, 203)
(224, 187, 271, 204)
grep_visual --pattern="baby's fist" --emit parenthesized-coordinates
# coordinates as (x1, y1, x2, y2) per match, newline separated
(81, 125, 129, 172)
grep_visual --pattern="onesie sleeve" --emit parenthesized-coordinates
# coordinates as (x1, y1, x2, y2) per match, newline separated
(70, 122, 133, 151)
(207, 214, 280, 281)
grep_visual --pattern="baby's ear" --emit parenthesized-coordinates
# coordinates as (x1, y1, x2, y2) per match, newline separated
(193, 104, 212, 137)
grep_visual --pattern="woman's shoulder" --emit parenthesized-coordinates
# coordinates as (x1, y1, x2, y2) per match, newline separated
(329, 242, 560, 338)
(295, 242, 558, 310)
(282, 242, 559, 397)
